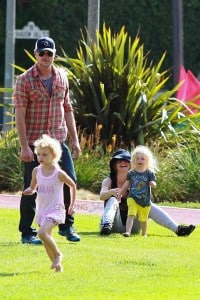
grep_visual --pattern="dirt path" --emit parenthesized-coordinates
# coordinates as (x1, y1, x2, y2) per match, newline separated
(0, 194, 199, 225)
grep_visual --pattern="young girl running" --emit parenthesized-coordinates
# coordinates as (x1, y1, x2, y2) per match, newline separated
(118, 145, 158, 237)
(23, 134, 76, 272)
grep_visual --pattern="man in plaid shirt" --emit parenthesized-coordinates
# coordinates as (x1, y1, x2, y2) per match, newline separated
(13, 37, 81, 244)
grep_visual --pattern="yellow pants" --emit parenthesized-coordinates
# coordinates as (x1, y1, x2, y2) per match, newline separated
(127, 198, 151, 222)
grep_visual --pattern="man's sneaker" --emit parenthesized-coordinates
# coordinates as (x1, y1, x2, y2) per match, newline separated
(58, 229, 67, 237)
(58, 227, 80, 242)
(176, 224, 196, 236)
(100, 223, 112, 235)
(21, 235, 42, 245)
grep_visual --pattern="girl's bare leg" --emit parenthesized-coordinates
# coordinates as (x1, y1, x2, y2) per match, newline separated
(43, 243, 54, 262)
(141, 221, 147, 236)
(123, 216, 134, 237)
(38, 220, 63, 272)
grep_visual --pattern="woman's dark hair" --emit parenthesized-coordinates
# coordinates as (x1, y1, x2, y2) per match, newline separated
(109, 149, 131, 188)
(110, 159, 117, 188)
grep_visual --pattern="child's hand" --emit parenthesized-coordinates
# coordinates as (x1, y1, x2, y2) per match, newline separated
(149, 181, 156, 188)
(68, 206, 75, 215)
(112, 188, 121, 198)
(116, 191, 122, 203)
(23, 187, 36, 195)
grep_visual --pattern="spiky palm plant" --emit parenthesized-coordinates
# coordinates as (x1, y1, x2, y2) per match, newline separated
(56, 24, 200, 147)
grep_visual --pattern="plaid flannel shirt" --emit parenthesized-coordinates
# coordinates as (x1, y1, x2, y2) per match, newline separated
(13, 64, 73, 144)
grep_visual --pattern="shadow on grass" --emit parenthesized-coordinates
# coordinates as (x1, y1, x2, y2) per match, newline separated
(77, 230, 177, 238)
(0, 242, 43, 246)
(147, 233, 176, 238)
(78, 231, 99, 236)
(0, 242, 22, 246)
(56, 231, 100, 237)
(0, 271, 38, 277)
(78, 231, 123, 237)
(78, 232, 126, 239)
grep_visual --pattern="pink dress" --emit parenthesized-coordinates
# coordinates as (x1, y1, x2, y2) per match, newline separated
(35, 165, 66, 226)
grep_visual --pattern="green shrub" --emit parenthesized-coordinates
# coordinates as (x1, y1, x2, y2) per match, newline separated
(0, 129, 23, 191)
(1, 129, 200, 203)
(74, 148, 110, 193)
(154, 138, 200, 202)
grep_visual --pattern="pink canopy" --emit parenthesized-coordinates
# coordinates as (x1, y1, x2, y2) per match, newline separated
(176, 66, 200, 113)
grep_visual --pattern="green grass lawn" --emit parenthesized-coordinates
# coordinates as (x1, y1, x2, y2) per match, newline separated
(0, 209, 199, 300)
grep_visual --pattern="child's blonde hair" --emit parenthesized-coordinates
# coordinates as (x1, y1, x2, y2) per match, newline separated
(131, 145, 159, 173)
(34, 134, 62, 164)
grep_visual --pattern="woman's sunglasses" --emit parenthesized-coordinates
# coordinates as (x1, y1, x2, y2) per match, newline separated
(116, 159, 130, 164)
(38, 51, 54, 57)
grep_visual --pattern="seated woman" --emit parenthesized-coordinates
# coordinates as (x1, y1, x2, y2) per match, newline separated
(99, 149, 195, 236)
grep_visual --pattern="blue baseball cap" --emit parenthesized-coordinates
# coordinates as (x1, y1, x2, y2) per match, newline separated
(34, 37, 56, 53)
(110, 149, 131, 169)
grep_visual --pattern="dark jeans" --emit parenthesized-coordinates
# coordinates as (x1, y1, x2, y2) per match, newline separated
(19, 142, 77, 237)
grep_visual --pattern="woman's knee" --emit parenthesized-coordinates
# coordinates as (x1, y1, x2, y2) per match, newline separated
(105, 197, 118, 209)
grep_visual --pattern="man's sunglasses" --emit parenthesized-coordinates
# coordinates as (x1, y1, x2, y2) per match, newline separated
(38, 51, 54, 57)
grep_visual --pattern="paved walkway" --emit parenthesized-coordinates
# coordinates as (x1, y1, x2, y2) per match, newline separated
(0, 194, 199, 225)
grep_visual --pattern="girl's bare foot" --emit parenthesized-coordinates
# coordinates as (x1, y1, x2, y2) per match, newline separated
(51, 254, 63, 269)
(55, 263, 63, 272)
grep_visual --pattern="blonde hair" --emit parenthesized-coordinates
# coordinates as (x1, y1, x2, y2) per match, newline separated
(131, 145, 159, 173)
(34, 134, 62, 164)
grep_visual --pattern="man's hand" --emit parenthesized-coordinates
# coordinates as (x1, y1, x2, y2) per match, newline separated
(20, 146, 34, 162)
(68, 206, 75, 215)
(71, 143, 81, 160)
